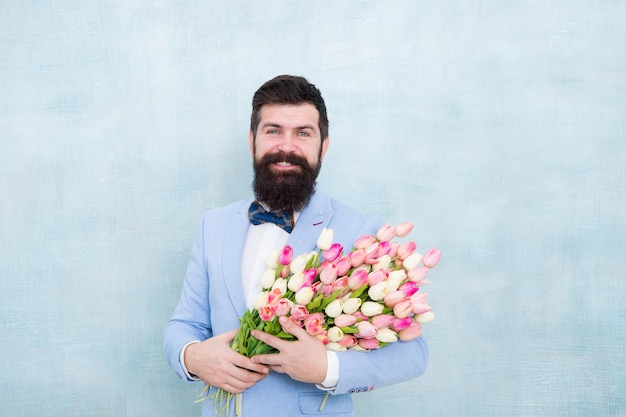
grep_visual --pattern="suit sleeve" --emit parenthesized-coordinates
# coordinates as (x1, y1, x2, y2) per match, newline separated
(163, 214, 213, 382)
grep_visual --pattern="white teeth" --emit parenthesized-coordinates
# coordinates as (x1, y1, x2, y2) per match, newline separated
(277, 162, 292, 166)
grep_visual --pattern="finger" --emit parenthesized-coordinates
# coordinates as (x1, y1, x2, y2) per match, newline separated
(250, 329, 285, 351)
(277, 316, 309, 339)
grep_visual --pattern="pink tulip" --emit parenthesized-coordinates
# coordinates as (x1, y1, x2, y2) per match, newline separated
(331, 277, 349, 296)
(383, 290, 406, 307)
(323, 243, 343, 262)
(388, 242, 398, 259)
(397, 241, 417, 260)
(302, 268, 317, 286)
(335, 256, 352, 276)
(422, 248, 441, 268)
(334, 313, 357, 327)
(394, 222, 414, 238)
(367, 269, 387, 286)
(376, 224, 396, 242)
(278, 245, 293, 266)
(393, 298, 413, 318)
(356, 321, 378, 339)
(338, 334, 358, 348)
(304, 313, 325, 336)
(275, 298, 292, 316)
(358, 338, 380, 350)
(375, 241, 392, 258)
(354, 234, 377, 250)
(371, 314, 395, 329)
(350, 249, 367, 267)
(290, 304, 309, 321)
(399, 282, 419, 297)
(392, 317, 413, 332)
(348, 268, 368, 290)
(258, 304, 276, 321)
(398, 321, 422, 341)
(319, 263, 338, 285)
(407, 266, 429, 284)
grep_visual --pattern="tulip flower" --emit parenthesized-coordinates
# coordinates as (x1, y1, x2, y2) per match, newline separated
(394, 222, 414, 238)
(331, 277, 350, 297)
(415, 311, 436, 323)
(323, 243, 343, 262)
(422, 248, 441, 268)
(372, 254, 391, 270)
(399, 281, 419, 297)
(358, 338, 380, 350)
(259, 304, 276, 321)
(361, 301, 384, 317)
(376, 327, 398, 343)
(316, 228, 334, 250)
(375, 241, 392, 258)
(271, 278, 287, 295)
(302, 268, 318, 287)
(393, 298, 413, 318)
(407, 266, 429, 284)
(287, 272, 305, 292)
(368, 281, 389, 301)
(327, 326, 344, 342)
(290, 254, 308, 274)
(349, 248, 367, 267)
(338, 334, 358, 348)
(319, 263, 338, 285)
(376, 223, 396, 242)
(290, 304, 309, 321)
(326, 342, 347, 352)
(371, 314, 395, 329)
(334, 313, 357, 327)
(367, 269, 387, 286)
(325, 299, 343, 318)
(266, 249, 280, 269)
(383, 290, 405, 307)
(278, 245, 293, 266)
(403, 252, 423, 270)
(252, 291, 270, 310)
(260, 268, 276, 290)
(388, 241, 399, 259)
(335, 256, 352, 276)
(341, 298, 361, 315)
(354, 234, 376, 249)
(398, 322, 422, 341)
(304, 313, 325, 335)
(391, 317, 413, 332)
(397, 241, 417, 260)
(356, 321, 378, 339)
(275, 298, 292, 316)
(348, 269, 368, 290)
(386, 270, 406, 290)
(295, 286, 314, 305)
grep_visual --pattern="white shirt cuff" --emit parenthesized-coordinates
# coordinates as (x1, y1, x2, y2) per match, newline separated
(180, 341, 201, 381)
(317, 351, 339, 390)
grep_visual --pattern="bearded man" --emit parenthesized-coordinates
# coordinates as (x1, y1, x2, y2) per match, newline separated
(164, 75, 429, 417)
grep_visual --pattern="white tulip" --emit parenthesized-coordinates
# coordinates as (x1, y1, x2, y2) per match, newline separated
(342, 298, 362, 314)
(415, 311, 436, 323)
(327, 326, 344, 342)
(403, 252, 423, 271)
(361, 301, 384, 316)
(287, 272, 304, 292)
(325, 299, 343, 318)
(316, 228, 334, 250)
(368, 282, 389, 301)
(295, 286, 314, 305)
(375, 328, 398, 343)
(260, 268, 276, 290)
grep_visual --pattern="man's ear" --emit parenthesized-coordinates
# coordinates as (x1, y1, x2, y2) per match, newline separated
(320, 136, 330, 162)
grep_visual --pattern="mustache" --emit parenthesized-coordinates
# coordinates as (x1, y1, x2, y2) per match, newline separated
(260, 152, 308, 168)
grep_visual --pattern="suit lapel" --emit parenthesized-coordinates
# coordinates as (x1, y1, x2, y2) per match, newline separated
(287, 189, 335, 255)
(222, 198, 254, 319)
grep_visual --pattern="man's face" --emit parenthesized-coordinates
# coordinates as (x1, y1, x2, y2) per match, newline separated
(249, 103, 330, 212)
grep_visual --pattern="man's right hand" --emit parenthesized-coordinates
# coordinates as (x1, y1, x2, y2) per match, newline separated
(184, 329, 270, 393)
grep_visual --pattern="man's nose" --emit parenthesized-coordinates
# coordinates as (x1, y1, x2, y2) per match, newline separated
(277, 133, 297, 152)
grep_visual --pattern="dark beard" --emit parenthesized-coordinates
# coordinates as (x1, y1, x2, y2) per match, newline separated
(252, 152, 321, 212)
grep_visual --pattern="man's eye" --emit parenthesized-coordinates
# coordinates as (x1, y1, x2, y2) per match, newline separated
(267, 129, 280, 134)
(298, 131, 310, 137)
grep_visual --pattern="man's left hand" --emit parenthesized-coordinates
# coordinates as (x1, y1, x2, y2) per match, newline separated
(250, 316, 328, 384)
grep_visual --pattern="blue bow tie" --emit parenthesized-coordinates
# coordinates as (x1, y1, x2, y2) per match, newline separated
(248, 201, 294, 233)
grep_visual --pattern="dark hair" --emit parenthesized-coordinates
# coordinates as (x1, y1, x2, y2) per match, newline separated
(250, 75, 329, 140)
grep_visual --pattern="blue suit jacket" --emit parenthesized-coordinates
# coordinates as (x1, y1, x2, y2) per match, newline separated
(164, 189, 429, 417)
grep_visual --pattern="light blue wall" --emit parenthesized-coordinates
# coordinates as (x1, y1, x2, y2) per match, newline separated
(1, 1, 624, 416)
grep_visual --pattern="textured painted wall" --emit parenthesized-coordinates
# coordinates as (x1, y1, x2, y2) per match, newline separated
(1, 1, 624, 416)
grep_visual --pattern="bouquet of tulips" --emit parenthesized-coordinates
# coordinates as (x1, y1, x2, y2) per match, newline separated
(199, 222, 441, 416)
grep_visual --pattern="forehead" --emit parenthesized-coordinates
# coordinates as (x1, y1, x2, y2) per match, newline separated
(258, 103, 320, 128)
